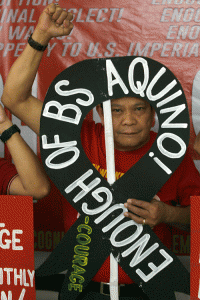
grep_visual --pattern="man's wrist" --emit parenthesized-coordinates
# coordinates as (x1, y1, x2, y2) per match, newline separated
(163, 204, 186, 224)
(28, 34, 48, 51)
(31, 28, 51, 46)
(159, 201, 171, 224)
(0, 124, 21, 143)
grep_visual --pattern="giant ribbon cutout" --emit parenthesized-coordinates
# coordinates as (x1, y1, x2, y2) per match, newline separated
(37, 56, 190, 300)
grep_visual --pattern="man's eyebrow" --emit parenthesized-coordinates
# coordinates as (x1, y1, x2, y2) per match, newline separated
(134, 102, 148, 106)
(111, 101, 148, 107)
(111, 104, 122, 107)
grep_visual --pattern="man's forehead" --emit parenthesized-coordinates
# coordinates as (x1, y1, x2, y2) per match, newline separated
(111, 97, 150, 106)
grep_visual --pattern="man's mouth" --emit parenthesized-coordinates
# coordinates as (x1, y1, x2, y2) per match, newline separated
(120, 132, 139, 135)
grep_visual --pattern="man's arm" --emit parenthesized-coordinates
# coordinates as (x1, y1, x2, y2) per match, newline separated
(124, 198, 190, 229)
(194, 131, 200, 155)
(0, 104, 50, 199)
(2, 3, 73, 135)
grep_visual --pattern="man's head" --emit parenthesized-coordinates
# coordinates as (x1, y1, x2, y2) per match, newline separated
(96, 97, 155, 152)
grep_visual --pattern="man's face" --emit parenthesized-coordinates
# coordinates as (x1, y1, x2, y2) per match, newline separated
(97, 97, 155, 151)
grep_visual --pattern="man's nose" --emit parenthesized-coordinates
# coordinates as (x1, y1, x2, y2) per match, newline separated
(122, 112, 137, 125)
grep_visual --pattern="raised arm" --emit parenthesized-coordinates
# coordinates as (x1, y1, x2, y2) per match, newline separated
(2, 3, 73, 135)
(0, 104, 50, 199)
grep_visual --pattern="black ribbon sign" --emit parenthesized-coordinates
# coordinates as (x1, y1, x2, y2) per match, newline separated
(37, 56, 190, 300)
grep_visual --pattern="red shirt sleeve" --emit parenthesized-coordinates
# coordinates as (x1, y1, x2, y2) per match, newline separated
(0, 158, 18, 195)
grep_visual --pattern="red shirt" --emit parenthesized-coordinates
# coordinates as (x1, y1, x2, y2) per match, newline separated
(62, 119, 200, 284)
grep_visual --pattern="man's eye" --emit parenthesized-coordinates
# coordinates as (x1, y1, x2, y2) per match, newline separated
(112, 109, 121, 113)
(136, 107, 144, 111)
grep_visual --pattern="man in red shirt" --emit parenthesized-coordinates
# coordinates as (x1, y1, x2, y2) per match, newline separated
(2, 4, 196, 299)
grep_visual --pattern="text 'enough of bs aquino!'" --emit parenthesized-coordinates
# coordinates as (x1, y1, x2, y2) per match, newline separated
(39, 56, 190, 289)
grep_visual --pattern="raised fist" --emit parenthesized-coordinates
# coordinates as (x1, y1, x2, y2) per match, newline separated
(35, 3, 74, 42)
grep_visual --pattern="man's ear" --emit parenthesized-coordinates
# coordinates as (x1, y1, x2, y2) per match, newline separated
(96, 104, 104, 125)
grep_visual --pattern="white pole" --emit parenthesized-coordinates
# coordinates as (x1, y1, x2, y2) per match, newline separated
(103, 100, 119, 300)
